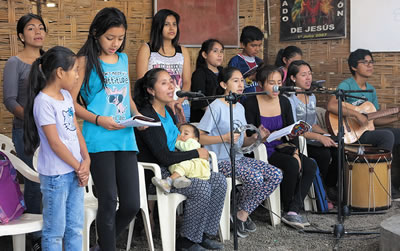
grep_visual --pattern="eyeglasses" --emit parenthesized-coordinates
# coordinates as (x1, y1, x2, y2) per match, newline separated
(358, 60, 375, 66)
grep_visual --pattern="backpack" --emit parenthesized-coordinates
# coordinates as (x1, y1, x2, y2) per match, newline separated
(0, 151, 26, 223)
(312, 163, 329, 212)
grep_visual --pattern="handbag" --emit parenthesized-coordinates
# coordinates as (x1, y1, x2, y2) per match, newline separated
(275, 142, 297, 156)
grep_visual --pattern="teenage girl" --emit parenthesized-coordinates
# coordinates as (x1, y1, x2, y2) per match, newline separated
(70, 8, 140, 250)
(24, 46, 90, 251)
(136, 9, 192, 122)
(243, 65, 317, 229)
(274, 45, 303, 83)
(285, 60, 338, 201)
(198, 66, 282, 238)
(190, 39, 224, 122)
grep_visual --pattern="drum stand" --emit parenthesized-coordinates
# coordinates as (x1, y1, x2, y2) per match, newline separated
(303, 89, 381, 248)
(189, 90, 270, 251)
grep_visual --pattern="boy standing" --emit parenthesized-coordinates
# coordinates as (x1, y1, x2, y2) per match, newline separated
(229, 26, 264, 95)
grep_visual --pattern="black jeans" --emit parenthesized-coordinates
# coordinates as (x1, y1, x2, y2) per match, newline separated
(307, 144, 338, 188)
(269, 152, 317, 213)
(359, 127, 400, 151)
(90, 151, 140, 250)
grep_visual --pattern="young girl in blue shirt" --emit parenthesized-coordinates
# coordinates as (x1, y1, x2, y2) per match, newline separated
(70, 8, 141, 250)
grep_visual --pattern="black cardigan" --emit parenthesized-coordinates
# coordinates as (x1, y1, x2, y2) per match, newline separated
(243, 95, 299, 147)
(135, 104, 199, 167)
(190, 66, 222, 122)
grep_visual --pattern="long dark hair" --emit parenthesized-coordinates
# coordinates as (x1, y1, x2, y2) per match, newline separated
(216, 66, 241, 95)
(17, 13, 47, 55)
(78, 7, 127, 94)
(256, 65, 283, 88)
(24, 46, 76, 155)
(285, 60, 312, 87)
(149, 9, 180, 52)
(133, 68, 167, 109)
(274, 46, 303, 67)
(196, 39, 224, 69)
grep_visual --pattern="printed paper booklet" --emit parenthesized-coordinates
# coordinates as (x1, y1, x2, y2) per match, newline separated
(119, 115, 161, 127)
(266, 120, 311, 143)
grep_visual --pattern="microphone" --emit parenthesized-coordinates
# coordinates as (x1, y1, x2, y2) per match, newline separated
(272, 85, 302, 92)
(311, 80, 326, 90)
(176, 91, 205, 98)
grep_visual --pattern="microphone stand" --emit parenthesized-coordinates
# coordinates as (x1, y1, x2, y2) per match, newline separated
(294, 88, 380, 246)
(188, 90, 270, 251)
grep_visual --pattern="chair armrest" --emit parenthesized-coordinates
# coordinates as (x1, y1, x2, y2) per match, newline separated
(209, 151, 219, 173)
(253, 144, 268, 163)
(299, 136, 308, 156)
(139, 162, 163, 179)
(1, 150, 40, 183)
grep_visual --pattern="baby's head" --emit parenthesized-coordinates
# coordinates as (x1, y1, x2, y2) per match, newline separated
(178, 123, 200, 142)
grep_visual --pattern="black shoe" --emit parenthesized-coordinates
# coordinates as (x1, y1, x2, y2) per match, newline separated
(200, 234, 223, 250)
(176, 237, 206, 251)
(230, 214, 249, 238)
(244, 216, 256, 232)
(392, 185, 400, 200)
(31, 238, 41, 251)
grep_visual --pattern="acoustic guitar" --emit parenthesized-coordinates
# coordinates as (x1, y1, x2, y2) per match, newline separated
(325, 101, 399, 144)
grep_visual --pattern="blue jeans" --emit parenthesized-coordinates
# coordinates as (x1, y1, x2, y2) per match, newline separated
(40, 172, 84, 251)
(12, 128, 41, 239)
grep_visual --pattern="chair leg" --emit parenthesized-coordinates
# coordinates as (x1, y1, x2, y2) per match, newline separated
(219, 178, 232, 242)
(267, 185, 281, 227)
(83, 219, 93, 251)
(141, 209, 154, 251)
(126, 217, 136, 251)
(12, 234, 25, 251)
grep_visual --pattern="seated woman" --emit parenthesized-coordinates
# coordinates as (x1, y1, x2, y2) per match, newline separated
(133, 68, 227, 251)
(197, 66, 282, 238)
(285, 60, 338, 202)
(243, 65, 317, 229)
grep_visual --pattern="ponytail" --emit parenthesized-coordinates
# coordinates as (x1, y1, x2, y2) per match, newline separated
(24, 46, 77, 155)
(274, 46, 303, 67)
(24, 58, 46, 155)
(133, 68, 167, 109)
(274, 49, 285, 67)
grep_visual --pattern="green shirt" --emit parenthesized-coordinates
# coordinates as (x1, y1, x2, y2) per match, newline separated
(337, 77, 379, 110)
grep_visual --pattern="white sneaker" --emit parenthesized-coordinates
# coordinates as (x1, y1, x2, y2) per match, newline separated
(173, 176, 192, 189)
(151, 177, 171, 193)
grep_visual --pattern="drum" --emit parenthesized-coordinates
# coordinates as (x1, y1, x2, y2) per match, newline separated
(345, 148, 392, 211)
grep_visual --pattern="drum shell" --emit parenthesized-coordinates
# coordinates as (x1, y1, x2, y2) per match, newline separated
(345, 149, 392, 211)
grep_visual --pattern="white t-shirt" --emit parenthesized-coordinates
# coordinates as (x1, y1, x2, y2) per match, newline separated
(34, 89, 82, 175)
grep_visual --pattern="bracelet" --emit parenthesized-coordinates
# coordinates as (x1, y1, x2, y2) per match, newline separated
(95, 115, 100, 126)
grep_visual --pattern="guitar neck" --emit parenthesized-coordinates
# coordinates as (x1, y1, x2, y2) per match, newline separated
(367, 107, 400, 120)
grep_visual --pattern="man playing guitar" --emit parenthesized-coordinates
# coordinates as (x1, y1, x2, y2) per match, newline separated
(327, 49, 400, 198)
(327, 49, 400, 151)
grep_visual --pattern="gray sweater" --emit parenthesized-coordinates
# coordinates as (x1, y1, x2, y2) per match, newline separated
(3, 56, 31, 129)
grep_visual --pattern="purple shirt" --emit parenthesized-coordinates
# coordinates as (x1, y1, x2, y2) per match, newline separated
(260, 115, 283, 157)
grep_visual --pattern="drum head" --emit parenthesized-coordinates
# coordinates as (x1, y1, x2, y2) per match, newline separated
(345, 147, 392, 163)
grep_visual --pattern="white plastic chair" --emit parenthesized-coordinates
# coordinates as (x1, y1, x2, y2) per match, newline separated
(139, 162, 185, 251)
(0, 134, 15, 152)
(209, 151, 232, 242)
(0, 150, 42, 251)
(137, 152, 230, 251)
(298, 136, 318, 212)
(125, 163, 154, 251)
(83, 175, 98, 251)
(253, 144, 282, 227)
